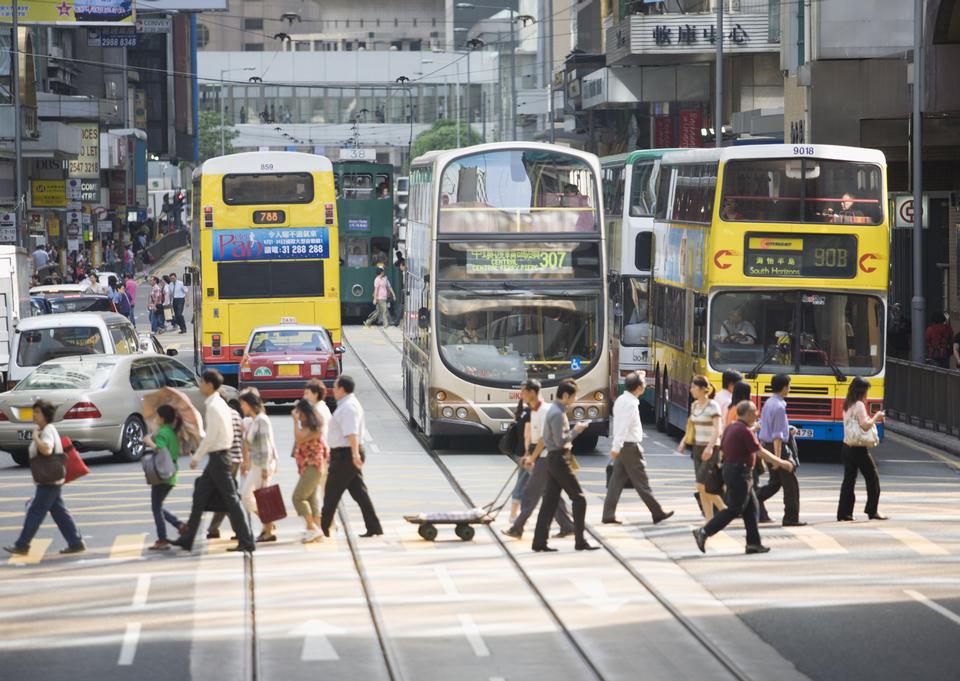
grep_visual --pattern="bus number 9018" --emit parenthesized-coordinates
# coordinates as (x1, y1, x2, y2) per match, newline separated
(792, 146, 815, 156)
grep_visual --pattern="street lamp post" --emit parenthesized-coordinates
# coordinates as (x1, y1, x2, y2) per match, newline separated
(910, 0, 926, 362)
(220, 67, 255, 156)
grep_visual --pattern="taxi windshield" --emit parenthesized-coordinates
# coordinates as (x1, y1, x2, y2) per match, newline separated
(248, 329, 332, 353)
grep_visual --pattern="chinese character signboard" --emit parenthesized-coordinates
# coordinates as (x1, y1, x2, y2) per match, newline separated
(679, 109, 702, 148)
(621, 14, 773, 56)
(0, 0, 135, 24)
(654, 116, 674, 148)
(212, 228, 331, 262)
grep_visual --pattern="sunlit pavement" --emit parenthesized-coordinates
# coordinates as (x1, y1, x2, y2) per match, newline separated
(1, 324, 958, 681)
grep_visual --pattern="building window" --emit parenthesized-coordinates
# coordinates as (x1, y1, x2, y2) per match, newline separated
(197, 23, 210, 48)
(346, 19, 350, 28)
(295, 40, 310, 51)
(409, 39, 422, 51)
(394, 18, 398, 27)
(244, 18, 263, 30)
(412, 18, 417, 27)
(243, 42, 264, 52)
(360, 19, 364, 28)
(345, 41, 353, 51)
(376, 18, 380, 27)
(432, 17, 436, 27)
(357, 41, 367, 50)
(391, 40, 402, 50)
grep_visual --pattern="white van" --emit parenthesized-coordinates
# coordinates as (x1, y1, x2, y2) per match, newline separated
(7, 312, 140, 389)
(0, 246, 32, 385)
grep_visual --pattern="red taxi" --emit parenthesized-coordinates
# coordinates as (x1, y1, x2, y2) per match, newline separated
(238, 324, 344, 402)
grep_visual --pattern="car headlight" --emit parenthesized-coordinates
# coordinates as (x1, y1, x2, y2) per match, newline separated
(442, 406, 454, 418)
(573, 407, 585, 419)
(456, 407, 469, 419)
(587, 406, 599, 418)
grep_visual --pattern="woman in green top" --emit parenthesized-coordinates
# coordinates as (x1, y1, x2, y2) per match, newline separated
(144, 404, 185, 551)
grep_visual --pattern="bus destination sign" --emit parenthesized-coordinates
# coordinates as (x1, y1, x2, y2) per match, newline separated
(466, 248, 574, 275)
(743, 233, 857, 278)
(213, 227, 330, 262)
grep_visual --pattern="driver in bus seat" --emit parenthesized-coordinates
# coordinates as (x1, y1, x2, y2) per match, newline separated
(562, 184, 595, 232)
(451, 312, 482, 345)
(718, 309, 758, 345)
(826, 193, 863, 224)
(721, 198, 743, 221)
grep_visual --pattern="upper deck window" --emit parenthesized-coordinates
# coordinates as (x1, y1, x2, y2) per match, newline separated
(629, 159, 659, 218)
(340, 172, 391, 200)
(222, 172, 314, 205)
(438, 149, 598, 234)
(721, 159, 883, 225)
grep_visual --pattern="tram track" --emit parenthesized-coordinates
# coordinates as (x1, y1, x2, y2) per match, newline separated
(354, 325, 756, 681)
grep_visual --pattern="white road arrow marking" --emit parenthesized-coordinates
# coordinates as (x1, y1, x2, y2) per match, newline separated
(573, 579, 630, 613)
(292, 620, 346, 661)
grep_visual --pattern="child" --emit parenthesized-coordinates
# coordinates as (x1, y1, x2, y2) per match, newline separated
(144, 404, 185, 550)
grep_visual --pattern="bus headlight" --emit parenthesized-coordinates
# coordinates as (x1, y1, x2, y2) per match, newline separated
(456, 407, 469, 419)
(573, 407, 585, 419)
(587, 407, 599, 418)
(442, 406, 454, 418)
(351, 284, 364, 298)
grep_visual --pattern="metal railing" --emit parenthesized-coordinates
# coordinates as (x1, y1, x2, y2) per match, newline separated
(136, 230, 190, 271)
(886, 358, 960, 436)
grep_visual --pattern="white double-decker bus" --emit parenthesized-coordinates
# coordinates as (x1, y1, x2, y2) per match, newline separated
(403, 142, 609, 451)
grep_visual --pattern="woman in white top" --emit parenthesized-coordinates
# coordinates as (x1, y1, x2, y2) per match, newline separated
(837, 377, 886, 521)
(677, 375, 726, 520)
(3, 400, 85, 556)
(239, 392, 280, 542)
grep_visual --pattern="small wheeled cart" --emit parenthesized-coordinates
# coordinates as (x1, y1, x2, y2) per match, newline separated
(403, 466, 519, 542)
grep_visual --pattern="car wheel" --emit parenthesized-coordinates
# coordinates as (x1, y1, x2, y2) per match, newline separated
(10, 450, 29, 467)
(116, 415, 147, 463)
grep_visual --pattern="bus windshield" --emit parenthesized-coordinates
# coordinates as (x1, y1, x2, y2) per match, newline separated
(720, 159, 883, 225)
(709, 291, 884, 376)
(438, 149, 598, 233)
(437, 289, 602, 385)
(222, 172, 314, 205)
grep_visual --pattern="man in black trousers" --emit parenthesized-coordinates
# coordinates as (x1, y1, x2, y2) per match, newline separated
(172, 370, 255, 553)
(319, 375, 383, 538)
(531, 379, 598, 553)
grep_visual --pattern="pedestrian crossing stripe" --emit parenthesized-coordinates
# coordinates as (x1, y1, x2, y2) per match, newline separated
(6, 538, 52, 565)
(109, 534, 147, 560)
(706, 531, 742, 552)
(880, 526, 951, 556)
(784, 525, 847, 554)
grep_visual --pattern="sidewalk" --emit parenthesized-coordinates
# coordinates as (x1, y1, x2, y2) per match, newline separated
(885, 417, 960, 458)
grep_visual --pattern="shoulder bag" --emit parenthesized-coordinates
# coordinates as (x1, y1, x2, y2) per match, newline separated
(62, 437, 90, 484)
(683, 417, 696, 446)
(141, 447, 176, 485)
(703, 462, 724, 495)
(844, 413, 880, 448)
(31, 452, 67, 485)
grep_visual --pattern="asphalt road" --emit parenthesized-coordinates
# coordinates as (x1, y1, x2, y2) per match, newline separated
(0, 322, 958, 681)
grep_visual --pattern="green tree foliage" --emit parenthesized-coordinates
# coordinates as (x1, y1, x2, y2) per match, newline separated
(198, 110, 239, 162)
(410, 119, 484, 159)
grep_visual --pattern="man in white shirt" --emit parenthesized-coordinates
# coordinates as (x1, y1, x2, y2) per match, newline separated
(715, 369, 742, 416)
(602, 372, 674, 525)
(172, 370, 255, 553)
(169, 272, 188, 334)
(501, 379, 575, 539)
(32, 246, 49, 270)
(319, 376, 383, 538)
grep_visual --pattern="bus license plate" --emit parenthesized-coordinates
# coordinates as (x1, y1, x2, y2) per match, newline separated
(794, 429, 814, 439)
(17, 430, 33, 441)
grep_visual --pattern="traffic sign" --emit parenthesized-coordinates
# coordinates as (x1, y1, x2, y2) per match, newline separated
(893, 194, 929, 228)
(0, 212, 16, 244)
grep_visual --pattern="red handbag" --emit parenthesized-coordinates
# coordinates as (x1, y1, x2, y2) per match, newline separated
(62, 437, 89, 484)
(253, 484, 287, 524)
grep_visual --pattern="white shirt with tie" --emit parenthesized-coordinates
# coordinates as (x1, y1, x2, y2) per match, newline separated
(610, 390, 644, 454)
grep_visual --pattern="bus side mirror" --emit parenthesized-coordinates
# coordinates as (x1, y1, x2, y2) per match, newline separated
(418, 307, 430, 329)
(183, 272, 192, 286)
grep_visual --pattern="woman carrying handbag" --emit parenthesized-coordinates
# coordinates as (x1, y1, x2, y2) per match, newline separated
(677, 376, 726, 521)
(239, 392, 280, 542)
(837, 377, 887, 521)
(4, 400, 85, 556)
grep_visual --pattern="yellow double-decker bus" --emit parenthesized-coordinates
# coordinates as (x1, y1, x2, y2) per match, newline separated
(189, 152, 341, 382)
(651, 144, 888, 445)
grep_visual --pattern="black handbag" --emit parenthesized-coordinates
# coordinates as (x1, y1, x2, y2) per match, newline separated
(605, 462, 634, 489)
(30, 452, 67, 485)
(703, 463, 724, 495)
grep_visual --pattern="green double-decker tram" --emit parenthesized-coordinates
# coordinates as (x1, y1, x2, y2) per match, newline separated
(334, 161, 401, 320)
